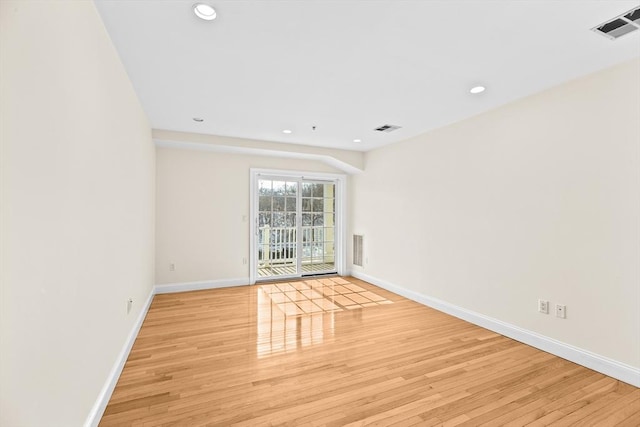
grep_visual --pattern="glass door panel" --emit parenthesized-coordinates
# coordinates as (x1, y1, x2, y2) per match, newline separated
(300, 181, 335, 276)
(257, 178, 299, 279)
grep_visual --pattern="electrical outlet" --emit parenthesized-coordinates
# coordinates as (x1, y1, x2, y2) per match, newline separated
(538, 299, 549, 314)
(556, 304, 566, 319)
(169, 263, 175, 271)
(127, 298, 133, 314)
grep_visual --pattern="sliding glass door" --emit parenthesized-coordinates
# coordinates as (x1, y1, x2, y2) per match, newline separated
(253, 173, 339, 281)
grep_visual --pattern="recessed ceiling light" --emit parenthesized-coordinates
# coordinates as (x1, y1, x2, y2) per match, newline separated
(353, 139, 362, 143)
(470, 86, 486, 94)
(193, 3, 217, 21)
(282, 129, 292, 134)
(193, 117, 204, 122)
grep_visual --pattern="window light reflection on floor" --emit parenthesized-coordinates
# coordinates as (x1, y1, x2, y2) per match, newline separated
(256, 277, 392, 358)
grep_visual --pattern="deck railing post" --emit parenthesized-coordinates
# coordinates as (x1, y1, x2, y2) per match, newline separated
(264, 224, 270, 263)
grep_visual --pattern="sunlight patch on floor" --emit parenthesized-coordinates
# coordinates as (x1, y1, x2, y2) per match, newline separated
(260, 276, 392, 315)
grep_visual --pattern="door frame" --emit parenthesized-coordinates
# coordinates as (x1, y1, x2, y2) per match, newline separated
(249, 168, 347, 284)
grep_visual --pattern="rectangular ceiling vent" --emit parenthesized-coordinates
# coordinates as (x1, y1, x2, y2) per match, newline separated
(374, 124, 402, 132)
(592, 6, 640, 40)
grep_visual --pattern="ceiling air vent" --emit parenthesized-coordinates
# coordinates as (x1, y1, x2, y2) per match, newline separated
(592, 6, 640, 40)
(374, 124, 402, 132)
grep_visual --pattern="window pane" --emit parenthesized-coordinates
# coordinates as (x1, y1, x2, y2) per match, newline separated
(286, 213, 296, 227)
(273, 181, 286, 196)
(324, 227, 334, 242)
(258, 213, 270, 227)
(259, 196, 271, 211)
(286, 182, 297, 195)
(272, 196, 285, 212)
(321, 213, 334, 225)
(302, 243, 312, 260)
(285, 197, 296, 212)
(272, 212, 285, 227)
(313, 227, 323, 242)
(313, 198, 323, 212)
(258, 180, 272, 196)
(324, 242, 335, 263)
(324, 198, 335, 213)
(312, 214, 323, 226)
(313, 183, 324, 197)
(302, 182, 312, 197)
(302, 198, 312, 212)
(302, 213, 312, 226)
(258, 245, 270, 261)
(314, 242, 323, 259)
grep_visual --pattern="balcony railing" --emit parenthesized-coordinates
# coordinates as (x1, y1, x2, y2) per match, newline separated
(258, 225, 335, 277)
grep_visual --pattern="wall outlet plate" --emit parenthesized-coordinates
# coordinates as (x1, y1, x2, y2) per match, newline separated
(556, 304, 567, 319)
(538, 299, 549, 314)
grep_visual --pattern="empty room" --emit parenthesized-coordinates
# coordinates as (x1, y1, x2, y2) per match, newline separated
(1, 0, 639, 426)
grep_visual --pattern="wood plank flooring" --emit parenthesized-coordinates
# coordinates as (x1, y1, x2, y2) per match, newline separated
(100, 277, 640, 426)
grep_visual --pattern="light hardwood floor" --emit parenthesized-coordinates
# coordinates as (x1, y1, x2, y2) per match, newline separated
(100, 277, 640, 426)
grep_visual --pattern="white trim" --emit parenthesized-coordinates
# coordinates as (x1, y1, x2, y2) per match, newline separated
(249, 169, 347, 284)
(154, 278, 250, 294)
(351, 271, 640, 388)
(249, 170, 258, 284)
(154, 139, 363, 175)
(250, 168, 347, 181)
(251, 171, 280, 284)
(334, 173, 347, 278)
(84, 286, 155, 427)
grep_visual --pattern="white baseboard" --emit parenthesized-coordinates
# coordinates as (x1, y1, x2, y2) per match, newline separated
(84, 286, 155, 427)
(154, 277, 250, 294)
(351, 271, 640, 388)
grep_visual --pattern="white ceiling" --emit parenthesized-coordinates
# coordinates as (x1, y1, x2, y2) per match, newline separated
(95, 0, 640, 152)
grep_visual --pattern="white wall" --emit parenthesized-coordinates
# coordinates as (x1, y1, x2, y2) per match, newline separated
(351, 59, 640, 369)
(0, 1, 155, 425)
(156, 147, 342, 284)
